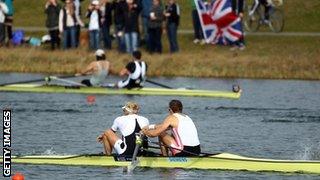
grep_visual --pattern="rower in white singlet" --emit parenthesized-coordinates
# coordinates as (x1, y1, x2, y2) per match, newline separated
(75, 49, 109, 86)
(142, 100, 201, 156)
(97, 102, 149, 156)
(117, 50, 147, 89)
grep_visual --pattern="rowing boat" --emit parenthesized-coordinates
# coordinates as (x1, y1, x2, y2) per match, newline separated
(3, 153, 320, 174)
(0, 84, 241, 99)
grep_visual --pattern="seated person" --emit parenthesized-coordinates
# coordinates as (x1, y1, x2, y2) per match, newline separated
(76, 49, 109, 87)
(116, 50, 147, 89)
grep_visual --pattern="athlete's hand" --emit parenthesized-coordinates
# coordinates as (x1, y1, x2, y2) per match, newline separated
(97, 134, 103, 143)
(141, 127, 149, 136)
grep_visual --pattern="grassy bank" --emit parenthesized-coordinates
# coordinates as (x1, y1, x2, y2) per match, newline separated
(1, 35, 319, 80)
(13, 0, 320, 32)
(3, 0, 319, 80)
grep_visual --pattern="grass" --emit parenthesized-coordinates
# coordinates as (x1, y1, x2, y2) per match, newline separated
(2, 0, 319, 80)
(1, 34, 319, 80)
(13, 0, 320, 32)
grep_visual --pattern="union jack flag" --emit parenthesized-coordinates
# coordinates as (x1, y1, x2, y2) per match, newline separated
(194, 0, 243, 45)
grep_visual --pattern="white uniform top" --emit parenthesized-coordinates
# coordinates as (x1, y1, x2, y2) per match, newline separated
(117, 60, 147, 88)
(89, 10, 100, 31)
(90, 62, 108, 86)
(130, 61, 146, 81)
(111, 114, 149, 137)
(172, 113, 200, 147)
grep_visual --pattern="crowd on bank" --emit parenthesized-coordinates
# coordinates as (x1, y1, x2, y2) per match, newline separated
(44, 0, 181, 54)
(0, 0, 250, 52)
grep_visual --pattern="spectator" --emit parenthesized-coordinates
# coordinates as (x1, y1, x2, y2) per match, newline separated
(164, 0, 180, 53)
(3, 0, 13, 45)
(113, 0, 126, 53)
(231, 0, 245, 51)
(59, 0, 83, 49)
(73, 0, 84, 47)
(86, 0, 102, 51)
(45, 0, 61, 50)
(123, 0, 141, 54)
(148, 0, 164, 54)
(0, 1, 7, 47)
(140, 0, 152, 48)
(190, 0, 205, 44)
(100, 0, 113, 49)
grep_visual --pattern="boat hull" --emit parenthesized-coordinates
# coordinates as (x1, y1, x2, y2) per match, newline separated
(0, 84, 241, 99)
(3, 153, 320, 174)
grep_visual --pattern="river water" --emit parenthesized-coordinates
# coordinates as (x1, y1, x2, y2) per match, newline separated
(1, 73, 320, 179)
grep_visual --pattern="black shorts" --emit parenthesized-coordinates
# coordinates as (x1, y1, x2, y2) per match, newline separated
(81, 79, 92, 87)
(174, 145, 201, 157)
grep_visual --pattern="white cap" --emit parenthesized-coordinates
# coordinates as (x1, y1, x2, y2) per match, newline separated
(122, 102, 139, 114)
(95, 49, 105, 57)
(91, 0, 99, 6)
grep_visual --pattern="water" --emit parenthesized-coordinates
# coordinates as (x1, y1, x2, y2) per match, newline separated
(1, 73, 320, 179)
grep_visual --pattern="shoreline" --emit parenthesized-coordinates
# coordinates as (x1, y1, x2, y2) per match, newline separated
(1, 72, 320, 82)
(1, 35, 319, 81)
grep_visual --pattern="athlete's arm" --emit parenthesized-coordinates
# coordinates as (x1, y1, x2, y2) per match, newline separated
(120, 62, 135, 76)
(79, 62, 96, 75)
(142, 116, 174, 137)
(119, 68, 129, 76)
(98, 118, 118, 142)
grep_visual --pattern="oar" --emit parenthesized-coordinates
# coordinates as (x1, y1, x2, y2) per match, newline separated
(125, 133, 143, 173)
(145, 79, 173, 89)
(48, 76, 86, 87)
(0, 75, 75, 86)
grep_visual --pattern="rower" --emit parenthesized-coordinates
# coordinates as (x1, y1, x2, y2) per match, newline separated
(116, 50, 147, 89)
(75, 49, 110, 87)
(97, 102, 149, 156)
(142, 100, 201, 157)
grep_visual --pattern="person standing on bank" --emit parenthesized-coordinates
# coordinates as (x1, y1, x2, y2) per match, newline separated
(0, 1, 8, 46)
(45, 0, 61, 50)
(230, 0, 245, 51)
(59, 0, 84, 49)
(140, 0, 152, 49)
(73, 0, 83, 47)
(148, 0, 164, 54)
(117, 50, 147, 89)
(190, 0, 205, 45)
(100, 0, 113, 49)
(76, 49, 110, 87)
(164, 0, 180, 53)
(2, 0, 13, 45)
(86, 0, 102, 51)
(123, 0, 141, 54)
(113, 0, 126, 53)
